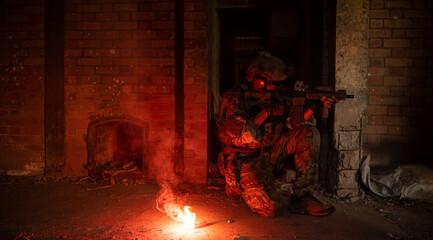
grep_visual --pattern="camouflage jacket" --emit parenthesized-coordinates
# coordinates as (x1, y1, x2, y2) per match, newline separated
(217, 85, 294, 152)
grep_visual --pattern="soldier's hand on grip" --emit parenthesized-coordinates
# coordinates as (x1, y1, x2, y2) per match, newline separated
(267, 102, 287, 117)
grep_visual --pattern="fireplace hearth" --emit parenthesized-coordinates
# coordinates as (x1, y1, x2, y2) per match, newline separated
(86, 116, 149, 182)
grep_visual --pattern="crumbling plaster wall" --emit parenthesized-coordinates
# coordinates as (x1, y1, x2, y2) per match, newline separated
(333, 0, 369, 200)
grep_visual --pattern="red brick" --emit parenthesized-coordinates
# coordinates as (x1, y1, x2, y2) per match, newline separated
(368, 67, 389, 75)
(370, 9, 390, 18)
(392, 29, 406, 38)
(95, 31, 119, 39)
(77, 58, 101, 66)
(113, 3, 137, 12)
(85, 49, 118, 57)
(184, 12, 206, 20)
(384, 116, 407, 125)
(370, 19, 383, 28)
(137, 57, 152, 66)
(22, 40, 44, 48)
(369, 48, 391, 57)
(113, 40, 138, 48)
(402, 107, 427, 116)
(151, 76, 174, 84)
(384, 19, 412, 28)
(389, 67, 404, 76)
(156, 12, 170, 21)
(405, 87, 432, 96)
(364, 125, 388, 134)
(407, 29, 433, 38)
(77, 40, 101, 48)
(388, 106, 402, 115)
(185, 103, 207, 113)
(385, 58, 413, 67)
(119, 13, 131, 21)
(413, 19, 426, 28)
(101, 22, 114, 31)
(384, 77, 411, 86)
(82, 13, 96, 21)
(133, 49, 170, 57)
(369, 29, 392, 38)
(156, 30, 171, 39)
(388, 126, 402, 135)
(95, 66, 119, 75)
(414, 0, 427, 8)
(95, 13, 119, 21)
(390, 87, 405, 96)
(77, 4, 100, 12)
(113, 58, 138, 66)
(382, 96, 410, 105)
(383, 39, 411, 48)
(195, 2, 206, 11)
(75, 75, 100, 84)
(185, 85, 205, 95)
(411, 77, 426, 87)
(151, 21, 175, 30)
(370, 57, 384, 67)
(152, 2, 174, 11)
(365, 105, 388, 115)
(65, 49, 83, 57)
(151, 40, 174, 48)
(119, 31, 132, 39)
(113, 22, 137, 30)
(369, 38, 382, 48)
(65, 31, 83, 39)
(368, 76, 384, 85)
(368, 115, 383, 125)
(391, 48, 405, 57)
(404, 68, 431, 77)
(132, 12, 156, 21)
(413, 58, 428, 67)
(65, 66, 94, 75)
(385, 1, 412, 9)
(371, 0, 384, 9)
(132, 31, 157, 39)
(157, 85, 174, 94)
(152, 58, 174, 66)
(404, 10, 432, 19)
(151, 95, 175, 103)
(185, 49, 204, 58)
(369, 96, 382, 105)
(23, 58, 43, 65)
(410, 97, 424, 106)
(78, 22, 101, 31)
(365, 134, 381, 144)
(138, 21, 151, 30)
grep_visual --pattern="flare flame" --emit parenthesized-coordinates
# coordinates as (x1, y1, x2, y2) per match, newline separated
(156, 183, 196, 230)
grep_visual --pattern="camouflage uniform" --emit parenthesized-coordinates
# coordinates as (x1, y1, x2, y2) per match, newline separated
(217, 84, 319, 217)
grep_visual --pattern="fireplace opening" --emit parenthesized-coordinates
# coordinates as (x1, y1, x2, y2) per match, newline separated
(87, 116, 149, 182)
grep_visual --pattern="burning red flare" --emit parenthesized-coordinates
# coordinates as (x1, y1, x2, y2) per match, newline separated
(156, 183, 196, 230)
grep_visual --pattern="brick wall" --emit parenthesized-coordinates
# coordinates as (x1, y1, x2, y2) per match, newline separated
(64, 0, 208, 182)
(0, 0, 45, 175)
(365, 0, 433, 165)
(182, 0, 208, 182)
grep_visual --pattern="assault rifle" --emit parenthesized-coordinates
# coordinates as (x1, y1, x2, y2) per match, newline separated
(274, 81, 354, 125)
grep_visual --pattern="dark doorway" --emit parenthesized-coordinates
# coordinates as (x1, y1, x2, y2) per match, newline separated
(208, 0, 336, 186)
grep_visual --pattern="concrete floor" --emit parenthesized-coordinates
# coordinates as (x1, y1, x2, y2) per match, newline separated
(0, 177, 432, 240)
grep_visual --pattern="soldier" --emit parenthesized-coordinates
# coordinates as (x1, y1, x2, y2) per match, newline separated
(217, 52, 336, 217)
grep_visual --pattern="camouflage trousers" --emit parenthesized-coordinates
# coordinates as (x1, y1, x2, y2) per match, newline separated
(219, 125, 320, 217)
